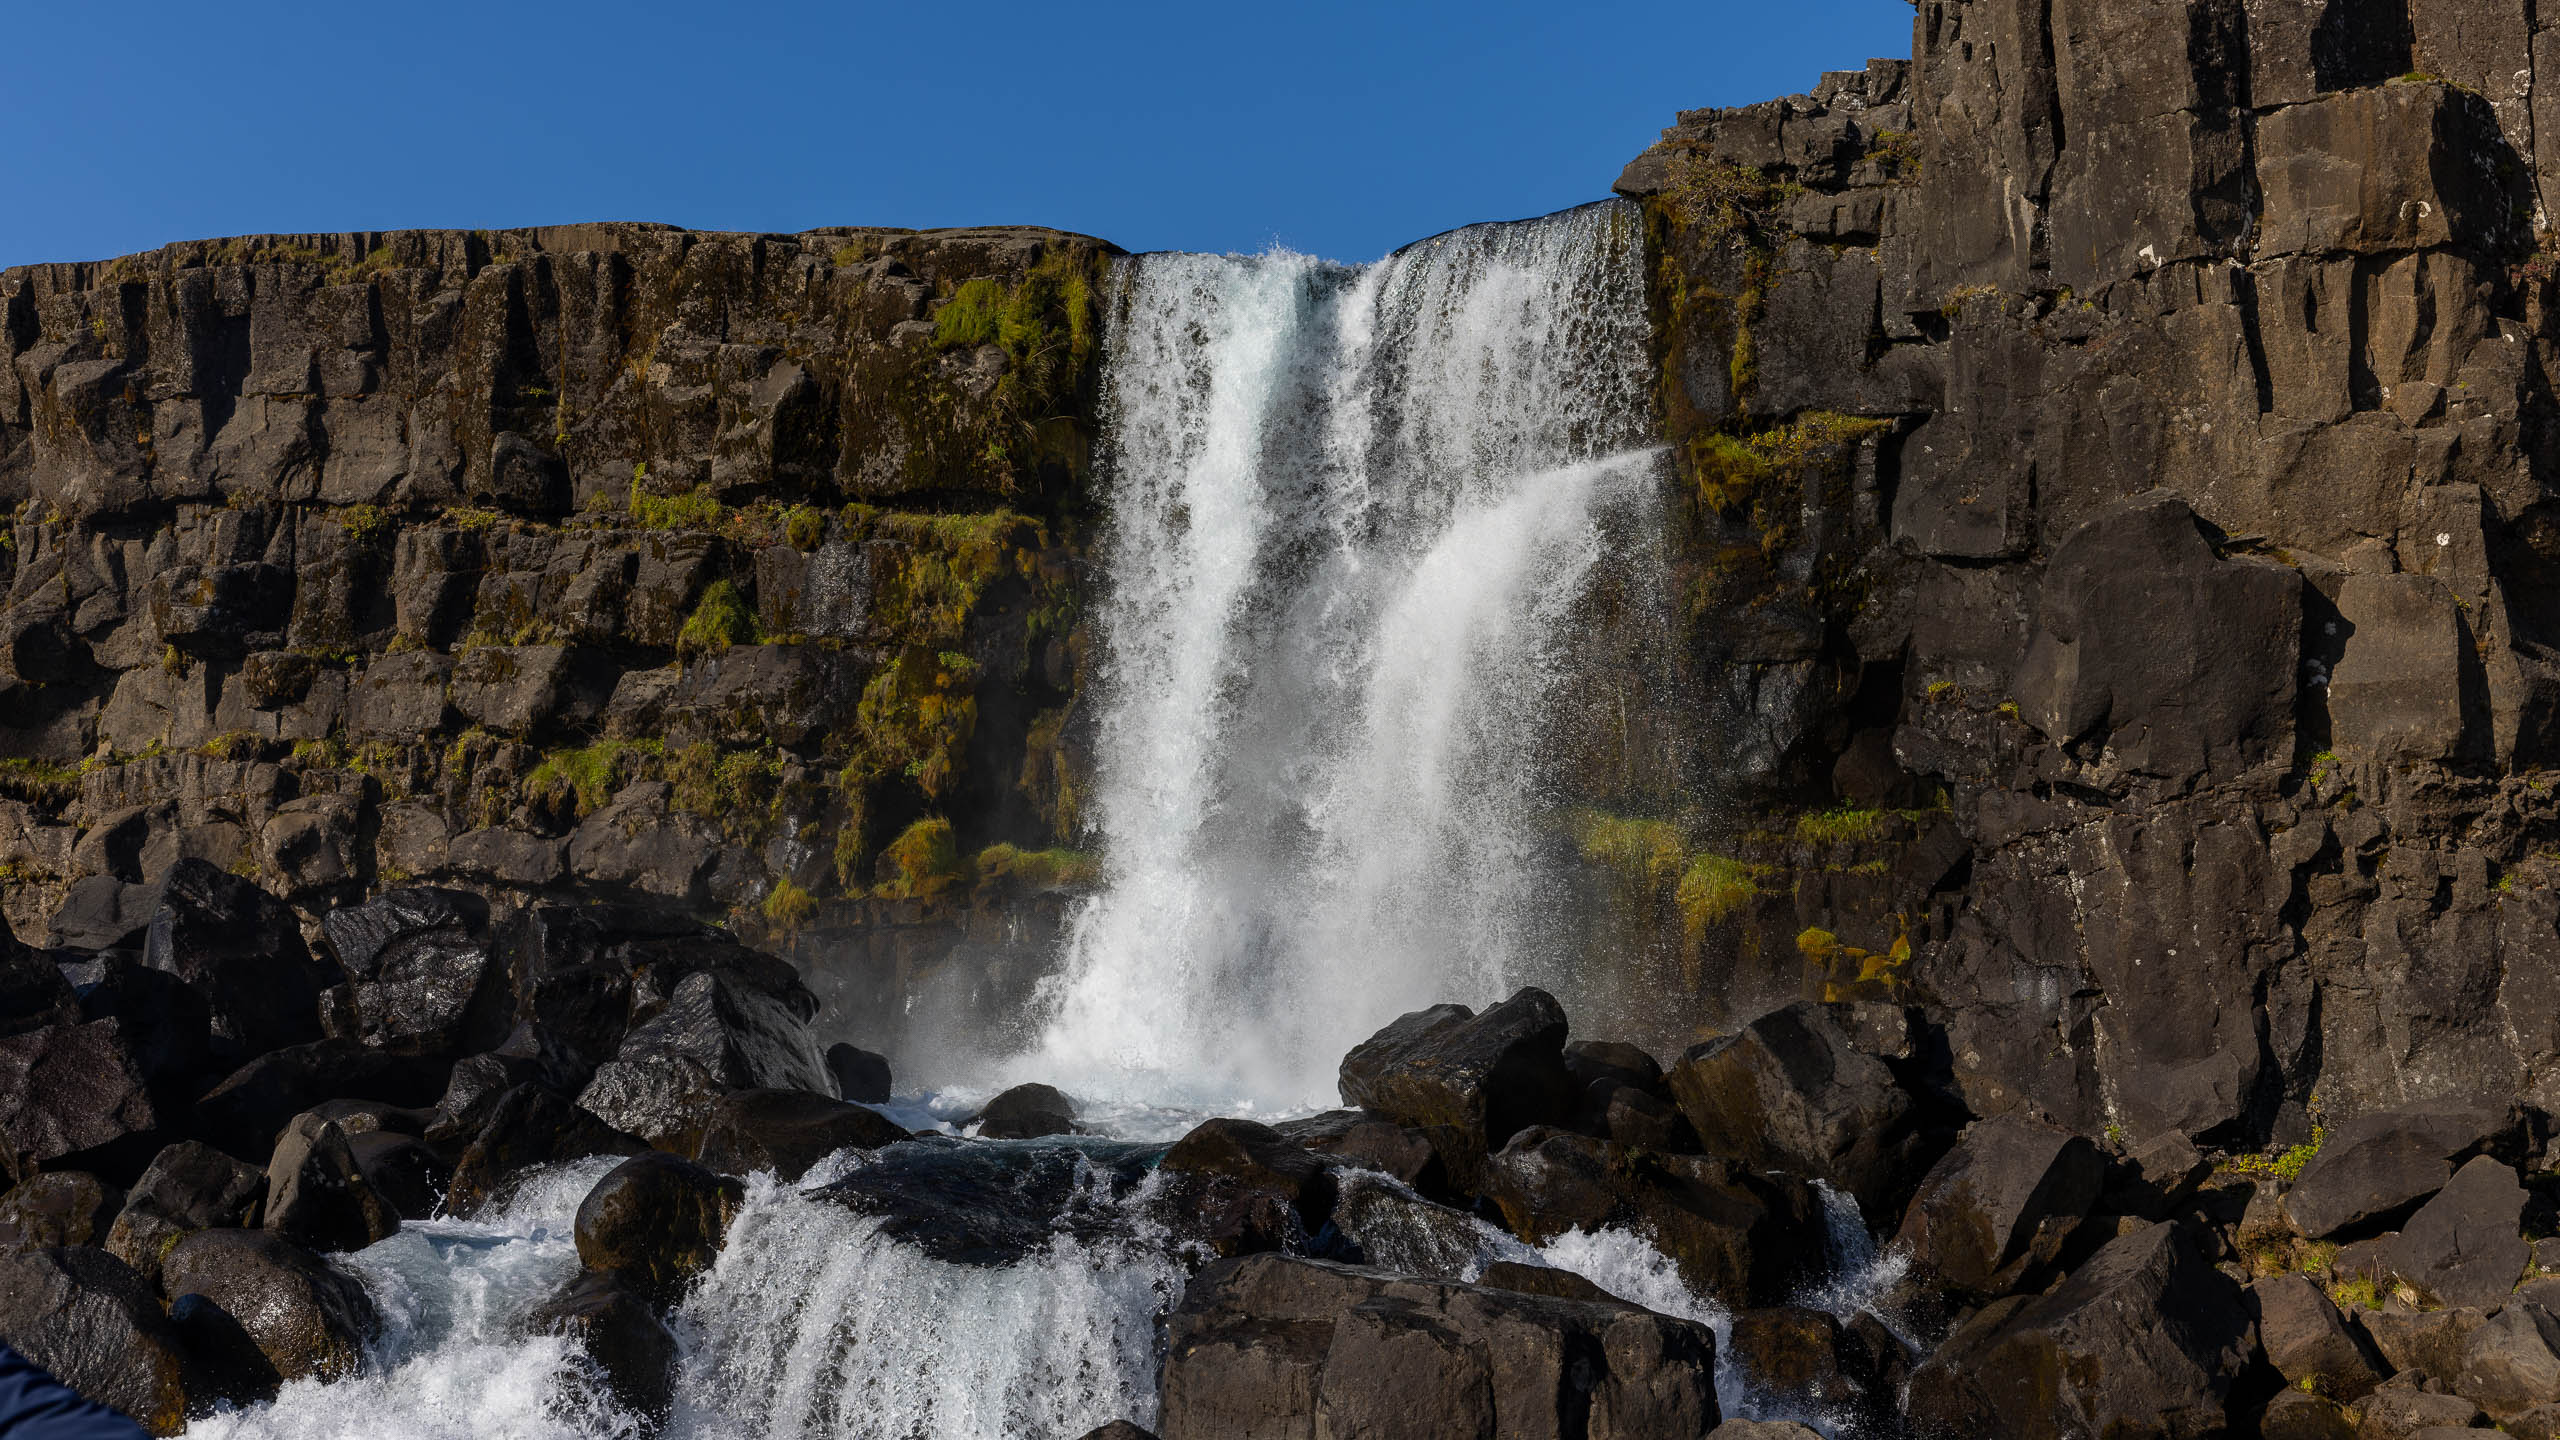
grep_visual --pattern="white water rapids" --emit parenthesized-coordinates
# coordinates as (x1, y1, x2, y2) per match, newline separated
(178, 206, 1910, 1440)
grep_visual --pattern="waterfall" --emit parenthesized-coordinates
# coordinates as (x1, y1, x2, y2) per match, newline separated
(1018, 200, 1662, 1108)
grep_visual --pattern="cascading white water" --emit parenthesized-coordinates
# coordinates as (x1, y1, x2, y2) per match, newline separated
(1018, 201, 1661, 1108)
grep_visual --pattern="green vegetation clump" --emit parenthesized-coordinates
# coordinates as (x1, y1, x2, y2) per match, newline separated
(2223, 1127, 2327, 1184)
(1687, 412, 1891, 516)
(1794, 806, 1886, 846)
(1676, 852, 1766, 936)
(668, 743, 788, 844)
(0, 758, 82, 807)
(526, 738, 664, 817)
(878, 817, 962, 900)
(761, 878, 818, 932)
(852, 646, 980, 800)
(783, 505, 828, 552)
(198, 731, 264, 762)
(630, 476, 725, 531)
(1571, 809, 1688, 891)
(975, 843, 1100, 892)
(677, 581, 760, 658)
(339, 504, 395, 547)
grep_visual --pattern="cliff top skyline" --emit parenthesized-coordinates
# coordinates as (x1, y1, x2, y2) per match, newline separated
(3, 0, 1912, 270)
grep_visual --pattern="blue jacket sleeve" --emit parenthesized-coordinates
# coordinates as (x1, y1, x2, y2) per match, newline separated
(0, 1343, 150, 1439)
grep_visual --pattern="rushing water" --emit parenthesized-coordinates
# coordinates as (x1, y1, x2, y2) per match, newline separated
(176, 205, 1881, 1440)
(1014, 201, 1662, 1109)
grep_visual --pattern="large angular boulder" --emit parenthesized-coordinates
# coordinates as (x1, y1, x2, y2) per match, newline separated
(109, 1140, 269, 1286)
(192, 1039, 453, 1161)
(320, 887, 509, 1057)
(1336, 989, 1579, 1196)
(1907, 1222, 2253, 1440)
(0, 938, 80, 1036)
(1724, 1305, 1897, 1424)
(577, 968, 832, 1149)
(0, 1245, 194, 1433)
(826, 1043, 892, 1104)
(2283, 1104, 2528, 1240)
(573, 1153, 744, 1308)
(692, 1088, 910, 1182)
(2454, 1303, 2560, 1424)
(141, 858, 332, 1066)
(0, 1017, 165, 1183)
(2249, 1274, 2386, 1402)
(2375, 1154, 2531, 1309)
(446, 1084, 649, 1219)
(1895, 1113, 2108, 1303)
(1665, 1001, 1925, 1219)
(263, 1109, 401, 1253)
(1155, 1117, 1339, 1258)
(159, 1228, 381, 1384)
(1484, 1126, 1826, 1306)
(1157, 1253, 1721, 1440)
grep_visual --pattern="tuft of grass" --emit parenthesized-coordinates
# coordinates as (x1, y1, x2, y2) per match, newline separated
(199, 731, 264, 762)
(975, 843, 1100, 892)
(2223, 1126, 2327, 1184)
(630, 478, 724, 531)
(1571, 810, 1688, 892)
(783, 505, 827, 552)
(1794, 806, 1885, 847)
(0, 758, 82, 807)
(761, 878, 819, 932)
(526, 738, 663, 817)
(878, 817, 961, 900)
(1676, 852, 1766, 937)
(677, 580, 759, 658)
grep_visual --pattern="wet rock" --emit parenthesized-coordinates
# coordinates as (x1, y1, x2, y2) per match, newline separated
(573, 1152, 743, 1308)
(1326, 1169, 1504, 1278)
(1564, 1039, 1665, 1094)
(1907, 1222, 2253, 1440)
(692, 1088, 911, 1181)
(346, 1129, 450, 1220)
(816, 1136, 1160, 1267)
(1578, 1078, 1700, 1152)
(1476, 1260, 1621, 1303)
(320, 887, 507, 1057)
(425, 1051, 547, 1149)
(825, 1042, 892, 1104)
(974, 1082, 1079, 1140)
(1705, 1424, 1822, 1440)
(0, 1170, 122, 1257)
(159, 1227, 380, 1383)
(524, 1269, 677, 1424)
(2376, 1155, 2531, 1309)
(108, 1140, 267, 1285)
(1071, 1425, 1159, 1440)
(2454, 1302, 2560, 1424)
(445, 1084, 649, 1218)
(2256, 1389, 2355, 1440)
(516, 967, 635, 1090)
(1484, 1125, 1826, 1305)
(0, 1017, 165, 1183)
(1335, 989, 1578, 1196)
(1665, 1001, 1925, 1219)
(612, 968, 833, 1099)
(577, 1057, 725, 1154)
(1895, 1112, 2108, 1303)
(67, 954, 216, 1100)
(169, 1289, 284, 1412)
(1156, 1117, 1339, 1258)
(0, 1245, 193, 1433)
(263, 1109, 400, 1253)
(1157, 1252, 1721, 1440)
(1725, 1304, 1893, 1421)
(2251, 1273, 2387, 1401)
(2284, 1104, 2528, 1241)
(192, 1039, 453, 1161)
(1290, 1114, 1450, 1198)
(141, 858, 331, 1066)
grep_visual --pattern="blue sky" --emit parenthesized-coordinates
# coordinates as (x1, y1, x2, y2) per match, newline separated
(4, 2, 1914, 269)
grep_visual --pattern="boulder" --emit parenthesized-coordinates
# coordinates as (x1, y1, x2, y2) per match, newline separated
(516, 966, 636, 1090)
(815, 1137, 1160, 1267)
(2360, 1304, 2488, 1381)
(427, 1051, 549, 1148)
(2376, 1155, 2531, 1309)
(2353, 1384, 2486, 1436)
(1327, 1169, 1507, 1279)
(1564, 1040, 1665, 1094)
(2455, 1302, 2560, 1424)
(1295, 1116, 1450, 1198)
(825, 1042, 892, 1104)
(0, 940, 80, 1037)
(169, 1288, 284, 1412)
(141, 858, 331, 1065)
(1907, 1222, 2253, 1440)
(1157, 1252, 1720, 1440)
(974, 1082, 1079, 1140)
(0, 1018, 164, 1183)
(159, 1227, 380, 1383)
(1155, 1117, 1339, 1258)
(578, 1057, 725, 1154)
(320, 887, 508, 1057)
(1725, 1304, 1893, 1421)
(1705, 1424, 1821, 1440)
(524, 1269, 678, 1423)
(66, 954, 216, 1101)
(108, 1140, 267, 1285)
(191, 1039, 453, 1162)
(1665, 1001, 1925, 1219)
(1484, 1126, 1826, 1305)
(2250, 1273, 2387, 1401)
(0, 1245, 193, 1433)
(1578, 1078, 1700, 1152)
(1072, 1425, 1159, 1440)
(0, 1170, 123, 1257)
(263, 1109, 401, 1253)
(1335, 990, 1578, 1196)
(1477, 1260, 1622, 1304)
(2283, 1104, 2526, 1240)
(1895, 1113, 2108, 1303)
(445, 1084, 649, 1218)
(573, 1153, 745, 1308)
(610, 967, 833, 1099)
(346, 1129, 449, 1221)
(692, 1088, 911, 1181)
(2255, 1389, 2355, 1440)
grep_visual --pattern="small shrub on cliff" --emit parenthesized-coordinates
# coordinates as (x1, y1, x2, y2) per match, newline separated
(878, 817, 962, 900)
(677, 581, 759, 658)
(975, 843, 1100, 892)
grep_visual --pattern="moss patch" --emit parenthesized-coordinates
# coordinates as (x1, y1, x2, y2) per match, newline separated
(879, 816, 961, 900)
(677, 580, 760, 658)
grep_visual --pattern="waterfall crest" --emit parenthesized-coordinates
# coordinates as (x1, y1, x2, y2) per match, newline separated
(1021, 200, 1662, 1108)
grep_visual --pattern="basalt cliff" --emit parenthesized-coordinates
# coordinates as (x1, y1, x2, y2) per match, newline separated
(7, 0, 2560, 1436)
